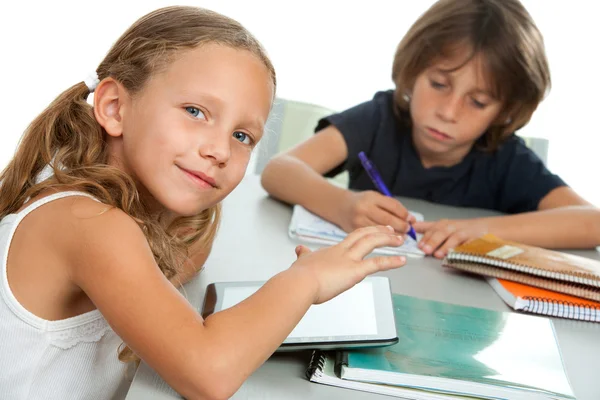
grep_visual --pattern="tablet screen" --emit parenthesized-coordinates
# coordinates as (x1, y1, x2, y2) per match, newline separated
(203, 276, 398, 350)
(222, 280, 378, 338)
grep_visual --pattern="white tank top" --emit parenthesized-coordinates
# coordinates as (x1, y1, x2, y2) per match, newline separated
(0, 191, 133, 399)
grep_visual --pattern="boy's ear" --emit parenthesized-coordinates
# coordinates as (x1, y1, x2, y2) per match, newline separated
(93, 77, 128, 138)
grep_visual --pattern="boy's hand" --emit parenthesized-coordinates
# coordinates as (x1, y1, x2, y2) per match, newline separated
(291, 225, 407, 304)
(338, 191, 416, 235)
(413, 219, 489, 259)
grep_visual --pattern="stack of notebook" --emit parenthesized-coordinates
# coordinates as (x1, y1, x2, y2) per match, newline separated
(442, 234, 600, 321)
(487, 277, 600, 321)
(307, 294, 576, 399)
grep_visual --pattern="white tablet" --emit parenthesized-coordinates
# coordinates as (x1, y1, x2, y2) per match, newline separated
(200, 276, 398, 351)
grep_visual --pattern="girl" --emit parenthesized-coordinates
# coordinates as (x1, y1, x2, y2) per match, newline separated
(0, 7, 406, 400)
(261, 0, 600, 259)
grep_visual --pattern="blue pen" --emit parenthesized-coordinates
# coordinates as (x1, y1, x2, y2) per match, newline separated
(358, 151, 418, 241)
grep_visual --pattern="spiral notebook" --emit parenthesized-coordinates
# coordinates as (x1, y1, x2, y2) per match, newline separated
(289, 205, 425, 257)
(443, 234, 600, 301)
(306, 352, 473, 400)
(307, 294, 576, 400)
(488, 277, 600, 322)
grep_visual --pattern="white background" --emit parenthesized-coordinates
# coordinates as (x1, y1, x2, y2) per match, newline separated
(0, 1, 598, 203)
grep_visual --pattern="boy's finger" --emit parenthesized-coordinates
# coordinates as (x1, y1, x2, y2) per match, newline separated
(407, 213, 417, 224)
(369, 207, 409, 233)
(417, 227, 435, 250)
(412, 221, 433, 233)
(434, 233, 465, 259)
(376, 195, 410, 220)
(421, 230, 448, 255)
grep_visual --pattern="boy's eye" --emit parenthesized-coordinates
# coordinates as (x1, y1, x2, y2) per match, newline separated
(233, 131, 252, 145)
(185, 106, 206, 119)
(430, 80, 446, 89)
(471, 98, 487, 109)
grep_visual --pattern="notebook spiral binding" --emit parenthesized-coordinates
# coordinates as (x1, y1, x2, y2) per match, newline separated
(442, 261, 600, 302)
(305, 350, 326, 380)
(446, 252, 600, 288)
(523, 297, 600, 322)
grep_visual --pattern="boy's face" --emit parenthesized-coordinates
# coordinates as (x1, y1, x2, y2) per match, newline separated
(409, 49, 503, 166)
(114, 44, 273, 216)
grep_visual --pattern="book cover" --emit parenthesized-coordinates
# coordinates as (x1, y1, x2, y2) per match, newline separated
(307, 351, 474, 399)
(488, 277, 600, 322)
(339, 294, 575, 400)
(445, 234, 600, 286)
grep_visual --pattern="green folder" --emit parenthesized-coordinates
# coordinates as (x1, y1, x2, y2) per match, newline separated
(308, 294, 576, 399)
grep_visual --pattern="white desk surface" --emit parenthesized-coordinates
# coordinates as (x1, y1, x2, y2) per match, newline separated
(126, 175, 600, 400)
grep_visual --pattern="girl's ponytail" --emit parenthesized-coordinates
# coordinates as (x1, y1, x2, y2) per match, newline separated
(0, 80, 106, 217)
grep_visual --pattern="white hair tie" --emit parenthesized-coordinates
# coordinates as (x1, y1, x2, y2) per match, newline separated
(84, 72, 100, 92)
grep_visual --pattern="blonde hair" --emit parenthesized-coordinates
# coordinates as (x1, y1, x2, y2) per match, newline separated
(0, 6, 276, 362)
(392, 0, 550, 150)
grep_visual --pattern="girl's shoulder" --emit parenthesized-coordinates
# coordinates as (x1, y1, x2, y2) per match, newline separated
(6, 191, 146, 321)
(16, 191, 144, 263)
(17, 191, 121, 228)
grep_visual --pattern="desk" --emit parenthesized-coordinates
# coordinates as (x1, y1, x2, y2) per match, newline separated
(126, 175, 600, 400)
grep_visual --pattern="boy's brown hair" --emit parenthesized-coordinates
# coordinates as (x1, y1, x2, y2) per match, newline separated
(392, 0, 550, 150)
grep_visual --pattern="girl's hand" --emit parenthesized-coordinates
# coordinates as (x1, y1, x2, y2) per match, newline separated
(291, 225, 407, 304)
(413, 219, 489, 259)
(337, 191, 417, 235)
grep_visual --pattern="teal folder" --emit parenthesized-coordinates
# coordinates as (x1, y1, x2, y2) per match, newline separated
(307, 294, 576, 399)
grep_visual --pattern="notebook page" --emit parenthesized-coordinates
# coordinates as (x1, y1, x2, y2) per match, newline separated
(289, 205, 425, 257)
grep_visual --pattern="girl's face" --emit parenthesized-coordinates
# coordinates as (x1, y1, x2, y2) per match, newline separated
(110, 44, 273, 216)
(409, 49, 503, 166)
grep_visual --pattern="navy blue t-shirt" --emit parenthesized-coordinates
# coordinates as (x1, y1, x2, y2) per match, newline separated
(317, 90, 565, 214)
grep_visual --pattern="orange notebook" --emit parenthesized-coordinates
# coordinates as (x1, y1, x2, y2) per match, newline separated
(443, 234, 600, 302)
(488, 278, 600, 322)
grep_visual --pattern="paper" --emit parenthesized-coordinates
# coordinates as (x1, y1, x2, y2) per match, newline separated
(289, 205, 425, 257)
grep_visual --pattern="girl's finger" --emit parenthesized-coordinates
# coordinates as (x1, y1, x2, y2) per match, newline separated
(295, 245, 311, 258)
(347, 231, 404, 259)
(341, 225, 395, 248)
(359, 254, 407, 276)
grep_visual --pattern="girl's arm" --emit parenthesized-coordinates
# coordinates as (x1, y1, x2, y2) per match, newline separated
(169, 241, 211, 287)
(415, 187, 600, 257)
(261, 126, 414, 233)
(66, 199, 405, 400)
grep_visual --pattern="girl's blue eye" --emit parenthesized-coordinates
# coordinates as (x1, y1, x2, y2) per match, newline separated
(233, 131, 252, 145)
(185, 106, 206, 119)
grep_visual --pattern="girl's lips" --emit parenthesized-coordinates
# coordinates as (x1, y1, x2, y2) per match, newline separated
(179, 167, 217, 189)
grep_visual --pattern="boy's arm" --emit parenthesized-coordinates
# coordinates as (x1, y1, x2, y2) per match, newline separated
(488, 186, 600, 247)
(260, 126, 352, 224)
(415, 187, 600, 257)
(261, 125, 416, 234)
